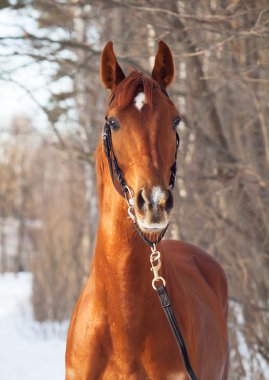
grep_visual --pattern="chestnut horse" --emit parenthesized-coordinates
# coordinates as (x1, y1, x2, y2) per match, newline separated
(65, 41, 229, 380)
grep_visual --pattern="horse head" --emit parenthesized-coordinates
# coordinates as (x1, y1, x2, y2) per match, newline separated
(100, 41, 180, 234)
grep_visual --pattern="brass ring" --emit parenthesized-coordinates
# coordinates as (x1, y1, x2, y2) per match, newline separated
(152, 277, 166, 290)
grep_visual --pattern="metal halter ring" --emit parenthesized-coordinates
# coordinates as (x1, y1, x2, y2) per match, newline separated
(124, 185, 134, 207)
(127, 205, 136, 222)
(152, 277, 166, 290)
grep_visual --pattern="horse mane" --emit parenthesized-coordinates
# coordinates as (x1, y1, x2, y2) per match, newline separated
(109, 70, 160, 110)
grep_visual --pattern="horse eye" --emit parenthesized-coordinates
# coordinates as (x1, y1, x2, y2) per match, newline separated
(108, 118, 120, 131)
(173, 117, 181, 129)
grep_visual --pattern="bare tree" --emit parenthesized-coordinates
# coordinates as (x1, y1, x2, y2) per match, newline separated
(0, 0, 268, 377)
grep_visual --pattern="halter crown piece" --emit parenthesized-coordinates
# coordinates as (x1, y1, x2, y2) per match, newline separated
(102, 98, 198, 380)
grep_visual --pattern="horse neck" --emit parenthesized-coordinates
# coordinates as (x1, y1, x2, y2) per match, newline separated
(95, 183, 151, 290)
(93, 147, 153, 317)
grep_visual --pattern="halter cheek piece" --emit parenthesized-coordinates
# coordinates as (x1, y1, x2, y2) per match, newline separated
(103, 118, 129, 194)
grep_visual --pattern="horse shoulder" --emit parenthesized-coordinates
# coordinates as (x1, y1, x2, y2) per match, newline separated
(161, 240, 229, 379)
(161, 240, 228, 318)
(65, 268, 110, 380)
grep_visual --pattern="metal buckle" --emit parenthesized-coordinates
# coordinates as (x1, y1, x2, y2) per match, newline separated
(127, 205, 136, 222)
(124, 185, 136, 222)
(150, 244, 166, 290)
(124, 185, 134, 207)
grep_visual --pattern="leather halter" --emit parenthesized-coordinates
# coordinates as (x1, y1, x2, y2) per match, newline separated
(102, 117, 129, 195)
(103, 117, 180, 196)
(103, 116, 179, 247)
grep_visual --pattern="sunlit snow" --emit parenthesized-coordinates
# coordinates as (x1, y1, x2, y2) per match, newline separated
(0, 272, 67, 380)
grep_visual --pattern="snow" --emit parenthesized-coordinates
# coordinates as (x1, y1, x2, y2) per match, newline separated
(230, 301, 269, 379)
(0, 272, 68, 380)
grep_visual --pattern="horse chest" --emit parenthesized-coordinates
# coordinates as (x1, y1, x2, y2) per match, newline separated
(168, 375, 187, 380)
(100, 352, 188, 380)
(99, 320, 188, 379)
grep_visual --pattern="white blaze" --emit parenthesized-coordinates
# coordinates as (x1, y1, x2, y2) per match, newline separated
(152, 186, 165, 205)
(134, 92, 146, 111)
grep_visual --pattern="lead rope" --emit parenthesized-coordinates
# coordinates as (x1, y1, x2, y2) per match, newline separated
(125, 189, 198, 380)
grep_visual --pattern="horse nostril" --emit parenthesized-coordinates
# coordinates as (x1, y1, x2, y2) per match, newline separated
(165, 190, 173, 212)
(136, 187, 173, 215)
(137, 189, 147, 214)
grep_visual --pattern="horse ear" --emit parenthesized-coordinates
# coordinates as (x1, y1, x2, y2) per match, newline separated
(100, 41, 125, 90)
(152, 41, 174, 88)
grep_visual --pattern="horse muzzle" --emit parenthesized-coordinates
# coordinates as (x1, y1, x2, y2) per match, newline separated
(134, 186, 173, 232)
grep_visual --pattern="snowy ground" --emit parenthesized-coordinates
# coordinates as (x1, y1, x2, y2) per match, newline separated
(0, 272, 68, 380)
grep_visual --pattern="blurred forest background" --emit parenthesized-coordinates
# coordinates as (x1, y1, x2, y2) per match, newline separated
(0, 0, 268, 378)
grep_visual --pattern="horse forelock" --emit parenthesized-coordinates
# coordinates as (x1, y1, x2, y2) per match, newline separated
(109, 70, 160, 110)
